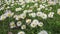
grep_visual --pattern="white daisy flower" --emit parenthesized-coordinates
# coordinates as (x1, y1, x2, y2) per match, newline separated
(20, 13, 26, 19)
(19, 1, 25, 5)
(30, 6, 34, 9)
(26, 19, 31, 24)
(43, 4, 48, 7)
(13, 15, 20, 20)
(6, 6, 10, 9)
(34, 3, 38, 7)
(23, 10, 28, 13)
(48, 0, 58, 3)
(23, 10, 32, 13)
(21, 25, 26, 29)
(30, 19, 39, 28)
(38, 30, 48, 34)
(17, 21, 22, 27)
(48, 1, 56, 5)
(14, 14, 26, 20)
(37, 22, 43, 27)
(0, 7, 4, 10)
(10, 22, 16, 28)
(32, 19, 39, 24)
(0, 15, 7, 20)
(57, 9, 60, 15)
(48, 12, 54, 18)
(11, 4, 14, 7)
(27, 10, 32, 13)
(19, 0, 24, 2)
(30, 22, 37, 28)
(15, 7, 22, 11)
(41, 13, 47, 19)
(18, 31, 25, 34)
(49, 7, 52, 11)
(4, 10, 14, 17)
(40, 5, 45, 9)
(4, 0, 12, 5)
(36, 12, 43, 17)
(37, 8, 41, 11)
(29, 13, 36, 17)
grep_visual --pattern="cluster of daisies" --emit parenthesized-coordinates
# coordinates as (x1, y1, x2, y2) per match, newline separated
(0, 0, 60, 34)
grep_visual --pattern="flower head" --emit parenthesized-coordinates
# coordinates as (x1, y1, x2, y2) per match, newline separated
(4, 10, 14, 17)
(15, 7, 22, 11)
(48, 12, 54, 18)
(26, 19, 31, 24)
(20, 13, 26, 19)
(37, 22, 43, 27)
(13, 15, 20, 20)
(0, 15, 7, 20)
(38, 30, 48, 34)
(57, 9, 60, 15)
(29, 13, 36, 17)
(18, 31, 25, 34)
(30, 19, 39, 28)
(21, 25, 26, 29)
(17, 21, 22, 27)
(10, 22, 16, 28)
(41, 13, 47, 19)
